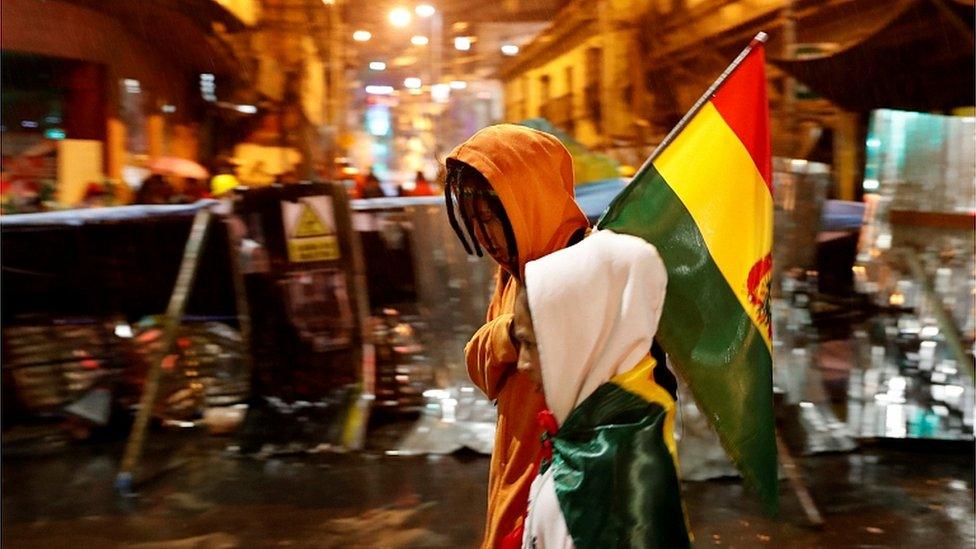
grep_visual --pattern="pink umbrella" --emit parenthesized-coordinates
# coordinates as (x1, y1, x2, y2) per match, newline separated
(148, 157, 209, 179)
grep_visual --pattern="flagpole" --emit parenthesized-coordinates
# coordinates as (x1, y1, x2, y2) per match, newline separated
(635, 32, 768, 175)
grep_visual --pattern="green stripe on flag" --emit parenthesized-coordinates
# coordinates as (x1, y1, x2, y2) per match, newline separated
(551, 382, 690, 549)
(599, 164, 779, 512)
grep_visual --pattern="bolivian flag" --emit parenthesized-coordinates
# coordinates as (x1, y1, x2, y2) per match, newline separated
(598, 37, 778, 511)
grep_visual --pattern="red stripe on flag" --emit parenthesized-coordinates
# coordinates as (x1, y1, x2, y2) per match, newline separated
(711, 46, 772, 192)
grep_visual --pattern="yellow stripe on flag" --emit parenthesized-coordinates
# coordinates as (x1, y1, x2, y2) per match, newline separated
(611, 355, 678, 459)
(653, 102, 773, 349)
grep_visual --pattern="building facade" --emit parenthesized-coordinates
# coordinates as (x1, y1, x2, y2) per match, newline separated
(499, 0, 974, 198)
(499, 1, 643, 160)
(1, 0, 254, 202)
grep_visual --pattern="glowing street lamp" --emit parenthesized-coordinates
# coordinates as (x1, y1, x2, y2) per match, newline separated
(411, 35, 429, 46)
(415, 4, 436, 17)
(431, 83, 450, 103)
(365, 85, 395, 95)
(403, 77, 422, 89)
(389, 7, 411, 27)
(353, 30, 372, 42)
(454, 36, 471, 51)
(369, 61, 387, 71)
(501, 44, 519, 56)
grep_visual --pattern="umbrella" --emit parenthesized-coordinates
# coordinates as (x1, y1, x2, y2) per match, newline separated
(519, 118, 621, 185)
(148, 157, 209, 179)
(20, 140, 58, 157)
(574, 177, 628, 223)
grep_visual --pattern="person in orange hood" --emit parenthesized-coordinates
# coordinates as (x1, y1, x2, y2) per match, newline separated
(444, 124, 589, 548)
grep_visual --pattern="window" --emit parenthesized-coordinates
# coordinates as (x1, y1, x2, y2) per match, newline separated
(540, 74, 551, 105)
(585, 47, 602, 85)
(585, 47, 603, 131)
(564, 66, 576, 135)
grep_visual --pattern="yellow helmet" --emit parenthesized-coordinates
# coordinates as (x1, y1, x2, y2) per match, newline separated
(210, 173, 240, 196)
(618, 164, 637, 178)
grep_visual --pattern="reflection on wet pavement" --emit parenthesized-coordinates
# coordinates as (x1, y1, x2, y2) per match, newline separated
(3, 432, 972, 548)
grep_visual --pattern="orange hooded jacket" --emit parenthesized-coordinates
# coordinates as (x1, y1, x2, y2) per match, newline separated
(447, 125, 589, 548)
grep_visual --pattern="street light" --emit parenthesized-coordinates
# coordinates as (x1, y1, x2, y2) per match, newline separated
(411, 35, 429, 46)
(501, 44, 519, 56)
(353, 30, 372, 42)
(365, 85, 394, 95)
(415, 4, 436, 17)
(454, 36, 471, 51)
(369, 61, 387, 71)
(389, 7, 411, 27)
(431, 83, 450, 103)
(404, 77, 422, 89)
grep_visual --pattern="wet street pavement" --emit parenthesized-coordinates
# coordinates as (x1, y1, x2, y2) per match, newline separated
(2, 429, 973, 548)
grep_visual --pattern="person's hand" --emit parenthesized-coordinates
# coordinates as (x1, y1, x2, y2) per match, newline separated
(513, 285, 544, 393)
(509, 283, 525, 349)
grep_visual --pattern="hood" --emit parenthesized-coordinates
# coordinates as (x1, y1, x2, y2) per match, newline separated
(524, 229, 668, 425)
(447, 124, 589, 276)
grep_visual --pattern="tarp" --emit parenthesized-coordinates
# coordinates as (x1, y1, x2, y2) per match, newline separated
(770, 0, 975, 111)
(820, 200, 865, 232)
(1, 200, 233, 322)
(573, 177, 628, 223)
(0, 200, 217, 227)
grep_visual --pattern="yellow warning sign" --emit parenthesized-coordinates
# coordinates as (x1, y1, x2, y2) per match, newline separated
(294, 204, 330, 237)
(281, 196, 341, 263)
(287, 236, 340, 263)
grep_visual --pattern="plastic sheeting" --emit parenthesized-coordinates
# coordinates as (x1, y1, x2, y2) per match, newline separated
(390, 387, 496, 456)
(0, 200, 218, 227)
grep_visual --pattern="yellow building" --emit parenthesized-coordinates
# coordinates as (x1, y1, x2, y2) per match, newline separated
(499, 0, 974, 199)
(499, 0, 802, 168)
(499, 1, 648, 162)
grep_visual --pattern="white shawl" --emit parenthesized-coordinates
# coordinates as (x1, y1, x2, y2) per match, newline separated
(524, 229, 668, 426)
(522, 229, 669, 549)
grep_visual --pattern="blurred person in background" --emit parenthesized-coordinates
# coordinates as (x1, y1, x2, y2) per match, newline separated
(134, 174, 174, 205)
(360, 167, 386, 199)
(210, 155, 242, 200)
(411, 170, 435, 196)
(80, 182, 108, 208)
(210, 172, 241, 198)
(182, 178, 212, 201)
(444, 124, 589, 548)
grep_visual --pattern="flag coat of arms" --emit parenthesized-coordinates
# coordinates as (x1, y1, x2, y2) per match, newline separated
(598, 35, 778, 512)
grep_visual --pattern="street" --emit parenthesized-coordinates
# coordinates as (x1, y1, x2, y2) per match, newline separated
(3, 430, 972, 548)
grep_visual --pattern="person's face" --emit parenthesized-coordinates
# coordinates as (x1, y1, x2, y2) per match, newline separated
(460, 188, 517, 274)
(513, 288, 543, 392)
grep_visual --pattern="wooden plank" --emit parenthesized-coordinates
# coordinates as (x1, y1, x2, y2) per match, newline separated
(776, 430, 825, 528)
(116, 209, 212, 495)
